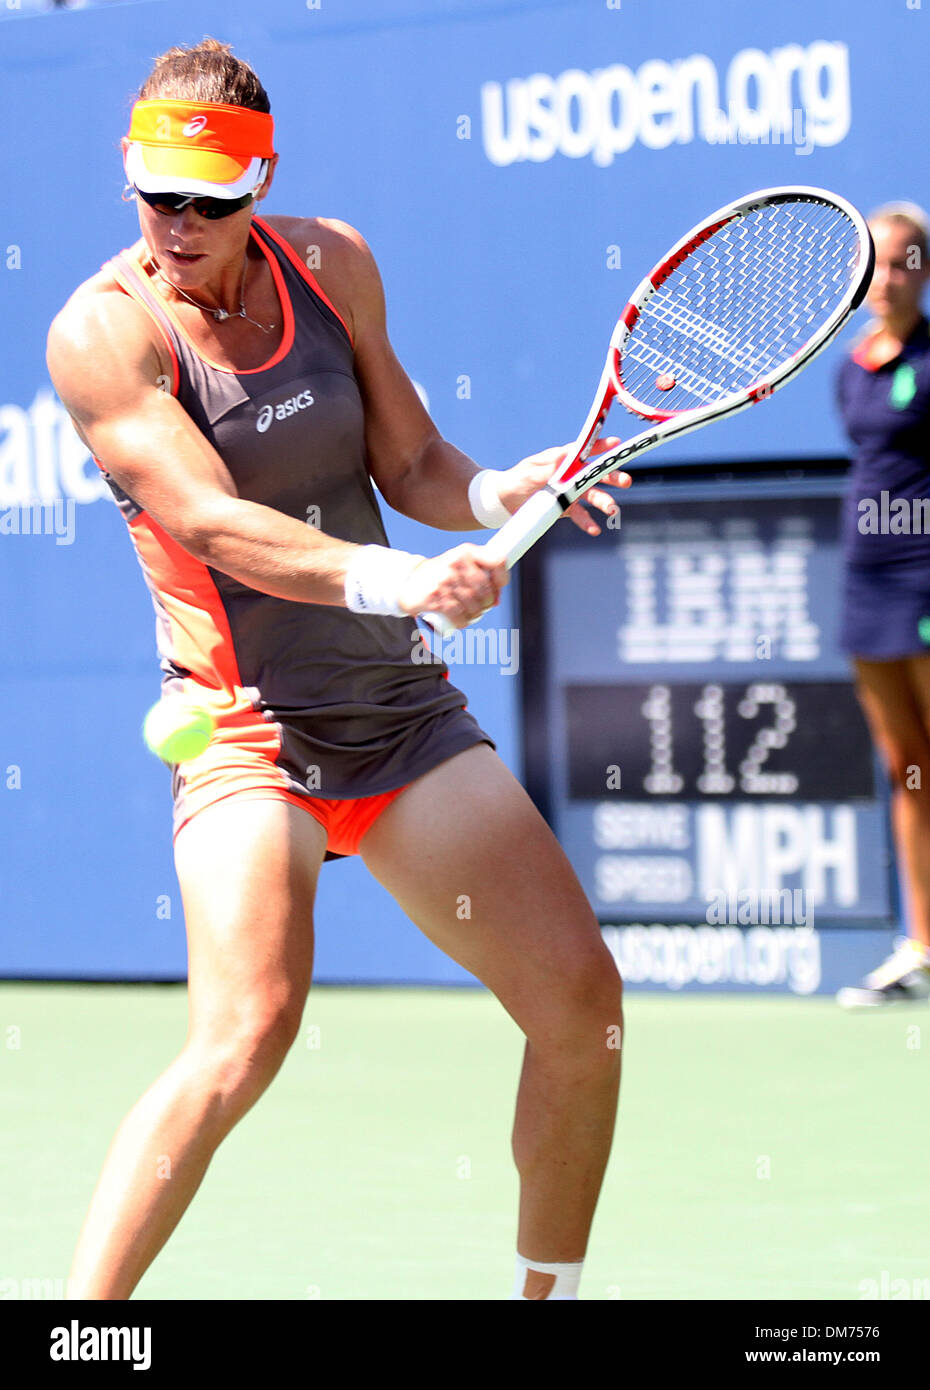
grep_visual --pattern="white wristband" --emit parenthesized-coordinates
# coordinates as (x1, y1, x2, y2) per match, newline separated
(468, 470, 511, 529)
(344, 545, 425, 617)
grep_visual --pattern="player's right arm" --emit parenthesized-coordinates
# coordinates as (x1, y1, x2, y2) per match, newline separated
(45, 286, 500, 622)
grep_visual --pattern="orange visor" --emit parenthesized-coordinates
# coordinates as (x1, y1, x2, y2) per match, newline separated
(126, 98, 275, 190)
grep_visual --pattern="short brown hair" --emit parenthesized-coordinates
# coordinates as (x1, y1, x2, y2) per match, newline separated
(138, 37, 270, 113)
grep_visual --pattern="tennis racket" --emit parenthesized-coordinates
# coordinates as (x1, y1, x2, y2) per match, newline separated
(422, 185, 873, 633)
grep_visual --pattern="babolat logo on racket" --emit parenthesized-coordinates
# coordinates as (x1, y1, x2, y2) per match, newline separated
(256, 389, 315, 432)
(575, 437, 658, 491)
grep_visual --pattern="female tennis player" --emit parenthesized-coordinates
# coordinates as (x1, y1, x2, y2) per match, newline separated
(46, 39, 629, 1299)
(834, 202, 930, 1008)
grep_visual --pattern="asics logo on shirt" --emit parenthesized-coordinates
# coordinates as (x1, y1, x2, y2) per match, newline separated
(256, 389, 316, 433)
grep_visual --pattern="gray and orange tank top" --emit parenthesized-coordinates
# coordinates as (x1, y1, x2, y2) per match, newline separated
(99, 215, 494, 798)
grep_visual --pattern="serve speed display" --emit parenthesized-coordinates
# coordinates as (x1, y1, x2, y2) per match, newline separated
(565, 680, 872, 801)
(518, 465, 893, 923)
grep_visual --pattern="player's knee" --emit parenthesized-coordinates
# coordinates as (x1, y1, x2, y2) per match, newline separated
(573, 940, 623, 1009)
(532, 944, 623, 1056)
(191, 991, 305, 1106)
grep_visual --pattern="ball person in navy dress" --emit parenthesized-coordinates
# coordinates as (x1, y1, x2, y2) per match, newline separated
(834, 203, 930, 1007)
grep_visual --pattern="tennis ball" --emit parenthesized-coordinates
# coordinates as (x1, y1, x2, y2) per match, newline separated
(143, 697, 215, 764)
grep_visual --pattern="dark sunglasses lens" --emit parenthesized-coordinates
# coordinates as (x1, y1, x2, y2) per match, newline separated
(135, 188, 253, 219)
(196, 198, 246, 219)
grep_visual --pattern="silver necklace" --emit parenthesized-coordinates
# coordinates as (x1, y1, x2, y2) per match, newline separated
(155, 257, 276, 334)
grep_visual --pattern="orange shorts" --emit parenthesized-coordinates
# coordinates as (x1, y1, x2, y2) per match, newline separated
(173, 778, 409, 857)
(169, 686, 411, 858)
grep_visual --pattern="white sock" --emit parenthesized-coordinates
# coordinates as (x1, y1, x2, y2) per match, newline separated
(511, 1254, 583, 1300)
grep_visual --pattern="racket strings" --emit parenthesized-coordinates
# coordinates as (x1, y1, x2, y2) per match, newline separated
(621, 199, 864, 414)
(620, 329, 732, 404)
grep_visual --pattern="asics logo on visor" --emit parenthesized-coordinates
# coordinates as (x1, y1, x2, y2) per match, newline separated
(182, 115, 209, 137)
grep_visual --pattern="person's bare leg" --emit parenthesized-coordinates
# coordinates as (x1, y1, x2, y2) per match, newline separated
(67, 799, 326, 1298)
(855, 658, 930, 949)
(360, 744, 622, 1299)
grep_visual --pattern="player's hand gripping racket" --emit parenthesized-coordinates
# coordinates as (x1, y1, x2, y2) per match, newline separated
(422, 185, 874, 633)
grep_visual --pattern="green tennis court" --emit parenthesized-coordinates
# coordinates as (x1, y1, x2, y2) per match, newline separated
(2, 984, 927, 1301)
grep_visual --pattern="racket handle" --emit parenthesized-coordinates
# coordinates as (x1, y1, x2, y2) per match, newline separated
(484, 487, 564, 567)
(418, 489, 564, 632)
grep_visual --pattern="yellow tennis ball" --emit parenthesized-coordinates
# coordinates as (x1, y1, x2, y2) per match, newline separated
(143, 698, 215, 764)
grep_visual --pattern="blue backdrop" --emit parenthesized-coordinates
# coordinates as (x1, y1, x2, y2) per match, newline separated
(0, 0, 924, 980)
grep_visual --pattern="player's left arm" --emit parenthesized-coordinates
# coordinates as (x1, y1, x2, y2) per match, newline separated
(290, 217, 629, 534)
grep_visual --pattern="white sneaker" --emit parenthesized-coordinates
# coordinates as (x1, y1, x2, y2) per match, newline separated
(836, 937, 930, 1009)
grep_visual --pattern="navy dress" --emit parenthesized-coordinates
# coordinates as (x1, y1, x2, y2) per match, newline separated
(835, 316, 930, 659)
